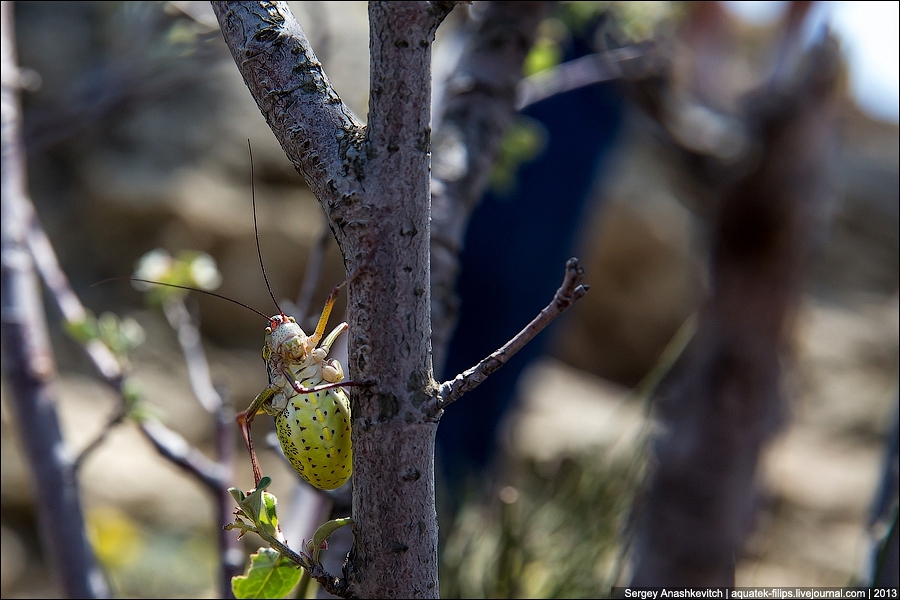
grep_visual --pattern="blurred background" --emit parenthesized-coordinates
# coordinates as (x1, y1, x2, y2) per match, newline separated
(1, 1, 897, 597)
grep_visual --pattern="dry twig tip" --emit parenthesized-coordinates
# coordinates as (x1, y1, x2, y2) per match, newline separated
(436, 257, 589, 410)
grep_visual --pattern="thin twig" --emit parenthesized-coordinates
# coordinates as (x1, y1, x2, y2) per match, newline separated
(515, 45, 659, 110)
(72, 403, 129, 471)
(31, 212, 131, 472)
(19, 125, 234, 499)
(436, 258, 588, 410)
(30, 209, 231, 492)
(307, 562, 352, 599)
(139, 419, 226, 492)
(162, 299, 224, 413)
(26, 214, 123, 381)
(261, 534, 349, 599)
(35, 233, 237, 595)
(430, 1, 550, 375)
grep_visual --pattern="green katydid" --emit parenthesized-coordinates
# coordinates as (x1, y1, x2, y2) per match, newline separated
(129, 143, 356, 490)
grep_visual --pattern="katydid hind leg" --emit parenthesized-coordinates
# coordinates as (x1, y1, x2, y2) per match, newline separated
(236, 387, 275, 487)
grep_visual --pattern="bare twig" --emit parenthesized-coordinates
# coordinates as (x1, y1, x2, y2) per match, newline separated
(30, 203, 231, 494)
(72, 404, 129, 471)
(515, 44, 660, 110)
(307, 562, 352, 599)
(26, 212, 123, 381)
(162, 299, 224, 413)
(265, 536, 349, 598)
(140, 419, 226, 492)
(436, 258, 588, 410)
(23, 192, 131, 473)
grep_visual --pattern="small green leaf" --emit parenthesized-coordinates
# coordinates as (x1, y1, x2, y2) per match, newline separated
(259, 492, 280, 539)
(232, 547, 302, 599)
(308, 518, 353, 563)
(228, 487, 246, 505)
(233, 478, 287, 544)
(238, 477, 272, 526)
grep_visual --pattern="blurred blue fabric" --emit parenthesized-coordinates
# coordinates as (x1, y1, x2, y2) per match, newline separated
(436, 25, 625, 496)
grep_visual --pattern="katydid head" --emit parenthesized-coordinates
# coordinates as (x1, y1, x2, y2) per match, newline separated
(265, 314, 313, 362)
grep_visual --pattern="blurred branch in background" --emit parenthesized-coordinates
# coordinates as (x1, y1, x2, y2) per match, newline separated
(52, 248, 256, 597)
(515, 42, 663, 111)
(629, 2, 843, 585)
(3, 5, 243, 592)
(1, 2, 109, 597)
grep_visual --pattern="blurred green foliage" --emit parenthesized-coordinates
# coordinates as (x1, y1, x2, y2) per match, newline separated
(132, 248, 222, 307)
(64, 310, 145, 364)
(86, 507, 219, 598)
(489, 116, 548, 196)
(440, 445, 647, 599)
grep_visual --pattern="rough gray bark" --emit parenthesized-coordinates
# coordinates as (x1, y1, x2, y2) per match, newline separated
(0, 3, 109, 597)
(345, 3, 444, 596)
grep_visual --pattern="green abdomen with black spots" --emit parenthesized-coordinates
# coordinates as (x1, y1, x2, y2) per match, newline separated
(275, 387, 352, 490)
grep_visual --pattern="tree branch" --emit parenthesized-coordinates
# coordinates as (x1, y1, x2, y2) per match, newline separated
(139, 420, 226, 492)
(72, 404, 128, 471)
(515, 43, 662, 110)
(162, 299, 224, 413)
(209, 1, 366, 210)
(1, 3, 109, 597)
(436, 258, 588, 410)
(26, 188, 230, 495)
(16, 90, 236, 594)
